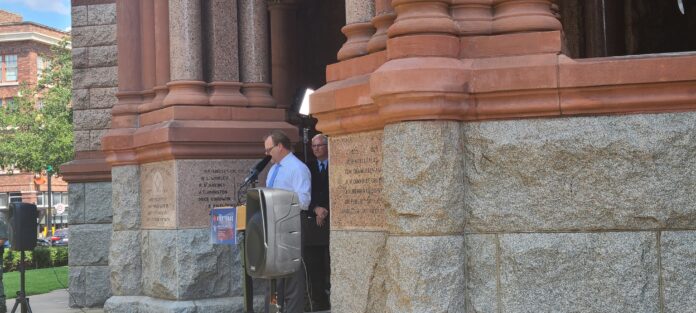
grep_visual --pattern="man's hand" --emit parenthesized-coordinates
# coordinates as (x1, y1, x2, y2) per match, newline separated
(314, 206, 328, 227)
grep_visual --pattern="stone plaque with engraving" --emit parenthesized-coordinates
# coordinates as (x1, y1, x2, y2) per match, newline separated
(330, 130, 385, 230)
(177, 159, 261, 228)
(141, 159, 266, 229)
(141, 161, 177, 229)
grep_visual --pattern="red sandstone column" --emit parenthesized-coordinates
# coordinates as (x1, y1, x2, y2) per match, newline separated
(139, 0, 156, 110)
(112, 0, 142, 129)
(385, 0, 459, 59)
(491, 0, 561, 34)
(366, 0, 396, 53)
(337, 0, 376, 60)
(238, 0, 275, 107)
(162, 0, 208, 107)
(451, 0, 493, 35)
(102, 0, 144, 165)
(149, 0, 170, 111)
(268, 0, 299, 109)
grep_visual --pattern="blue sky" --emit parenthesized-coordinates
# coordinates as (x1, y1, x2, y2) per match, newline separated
(0, 0, 71, 31)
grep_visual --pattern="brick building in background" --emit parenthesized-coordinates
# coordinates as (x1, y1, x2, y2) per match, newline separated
(0, 10, 69, 229)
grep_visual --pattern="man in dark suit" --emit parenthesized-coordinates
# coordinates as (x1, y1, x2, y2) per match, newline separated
(305, 134, 330, 310)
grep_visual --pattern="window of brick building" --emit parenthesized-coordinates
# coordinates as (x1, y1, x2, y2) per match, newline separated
(3, 98, 14, 109)
(37, 55, 46, 80)
(3, 54, 18, 81)
(8, 192, 22, 204)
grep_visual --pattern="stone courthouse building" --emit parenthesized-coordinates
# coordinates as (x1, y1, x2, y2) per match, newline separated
(62, 0, 696, 312)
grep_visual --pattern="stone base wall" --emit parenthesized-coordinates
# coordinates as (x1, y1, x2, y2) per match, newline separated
(68, 182, 113, 307)
(106, 160, 265, 312)
(459, 112, 696, 312)
(104, 295, 265, 313)
(334, 114, 696, 313)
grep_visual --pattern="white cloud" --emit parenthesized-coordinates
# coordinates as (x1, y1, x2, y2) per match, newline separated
(4, 0, 70, 15)
(64, 26, 71, 32)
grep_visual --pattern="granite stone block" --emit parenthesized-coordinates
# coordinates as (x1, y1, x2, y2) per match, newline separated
(86, 265, 113, 307)
(69, 224, 112, 266)
(73, 67, 118, 89)
(386, 235, 466, 313)
(105, 295, 246, 313)
(142, 228, 235, 300)
(72, 47, 88, 69)
(89, 87, 118, 109)
(88, 45, 118, 67)
(87, 3, 116, 25)
(72, 88, 89, 110)
(661, 231, 696, 313)
(175, 228, 235, 299)
(331, 230, 387, 313)
(73, 109, 112, 130)
(73, 130, 91, 152)
(72, 25, 117, 48)
(463, 113, 696, 232)
(112, 165, 141, 231)
(69, 266, 86, 307)
(499, 232, 659, 313)
(383, 121, 465, 235)
(68, 183, 86, 225)
(85, 181, 113, 223)
(104, 296, 146, 313)
(90, 129, 107, 151)
(72, 6, 88, 27)
(110, 230, 142, 296)
(465, 234, 498, 313)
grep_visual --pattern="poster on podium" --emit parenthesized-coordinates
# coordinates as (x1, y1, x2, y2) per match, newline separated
(210, 207, 237, 245)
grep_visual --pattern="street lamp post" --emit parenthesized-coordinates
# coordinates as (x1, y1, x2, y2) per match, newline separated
(46, 165, 53, 237)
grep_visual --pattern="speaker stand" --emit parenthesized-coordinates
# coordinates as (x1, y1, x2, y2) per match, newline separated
(11, 251, 33, 313)
(269, 279, 281, 313)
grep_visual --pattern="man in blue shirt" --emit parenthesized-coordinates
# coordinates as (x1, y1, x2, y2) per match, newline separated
(263, 130, 311, 313)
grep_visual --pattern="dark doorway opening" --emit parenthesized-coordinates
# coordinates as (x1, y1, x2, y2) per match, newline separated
(560, 0, 696, 58)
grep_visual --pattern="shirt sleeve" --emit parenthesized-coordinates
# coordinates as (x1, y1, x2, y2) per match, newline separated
(293, 164, 312, 210)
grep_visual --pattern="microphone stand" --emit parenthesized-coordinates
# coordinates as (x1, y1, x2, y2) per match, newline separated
(238, 178, 255, 313)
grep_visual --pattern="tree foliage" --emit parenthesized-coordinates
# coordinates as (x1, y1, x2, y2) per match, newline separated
(0, 39, 73, 174)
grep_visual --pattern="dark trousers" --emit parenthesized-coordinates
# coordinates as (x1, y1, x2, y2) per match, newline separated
(265, 262, 306, 313)
(304, 245, 330, 310)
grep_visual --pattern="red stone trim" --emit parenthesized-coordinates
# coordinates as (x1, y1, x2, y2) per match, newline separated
(60, 151, 112, 183)
(138, 106, 286, 126)
(102, 119, 298, 166)
(72, 0, 115, 6)
(312, 52, 696, 136)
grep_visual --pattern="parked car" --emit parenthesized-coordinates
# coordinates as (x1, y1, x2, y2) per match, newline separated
(50, 228, 69, 246)
(36, 238, 51, 247)
(2, 238, 51, 249)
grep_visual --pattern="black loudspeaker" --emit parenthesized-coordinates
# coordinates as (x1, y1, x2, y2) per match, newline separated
(245, 188, 302, 279)
(8, 202, 37, 251)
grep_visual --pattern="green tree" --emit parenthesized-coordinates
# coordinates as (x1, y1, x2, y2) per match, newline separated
(0, 39, 73, 174)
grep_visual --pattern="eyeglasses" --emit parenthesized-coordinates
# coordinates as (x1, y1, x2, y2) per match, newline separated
(265, 145, 277, 154)
(311, 144, 327, 148)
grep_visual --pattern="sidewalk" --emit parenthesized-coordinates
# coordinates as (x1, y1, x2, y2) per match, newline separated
(5, 289, 331, 313)
(6, 289, 102, 313)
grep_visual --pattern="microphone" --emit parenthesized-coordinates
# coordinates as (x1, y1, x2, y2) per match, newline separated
(242, 156, 271, 186)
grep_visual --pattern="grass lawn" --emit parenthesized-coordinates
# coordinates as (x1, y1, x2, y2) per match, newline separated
(3, 266, 68, 299)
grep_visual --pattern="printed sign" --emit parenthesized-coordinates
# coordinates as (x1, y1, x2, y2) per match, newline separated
(210, 207, 238, 245)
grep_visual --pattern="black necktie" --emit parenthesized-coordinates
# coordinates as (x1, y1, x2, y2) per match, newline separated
(319, 162, 325, 173)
